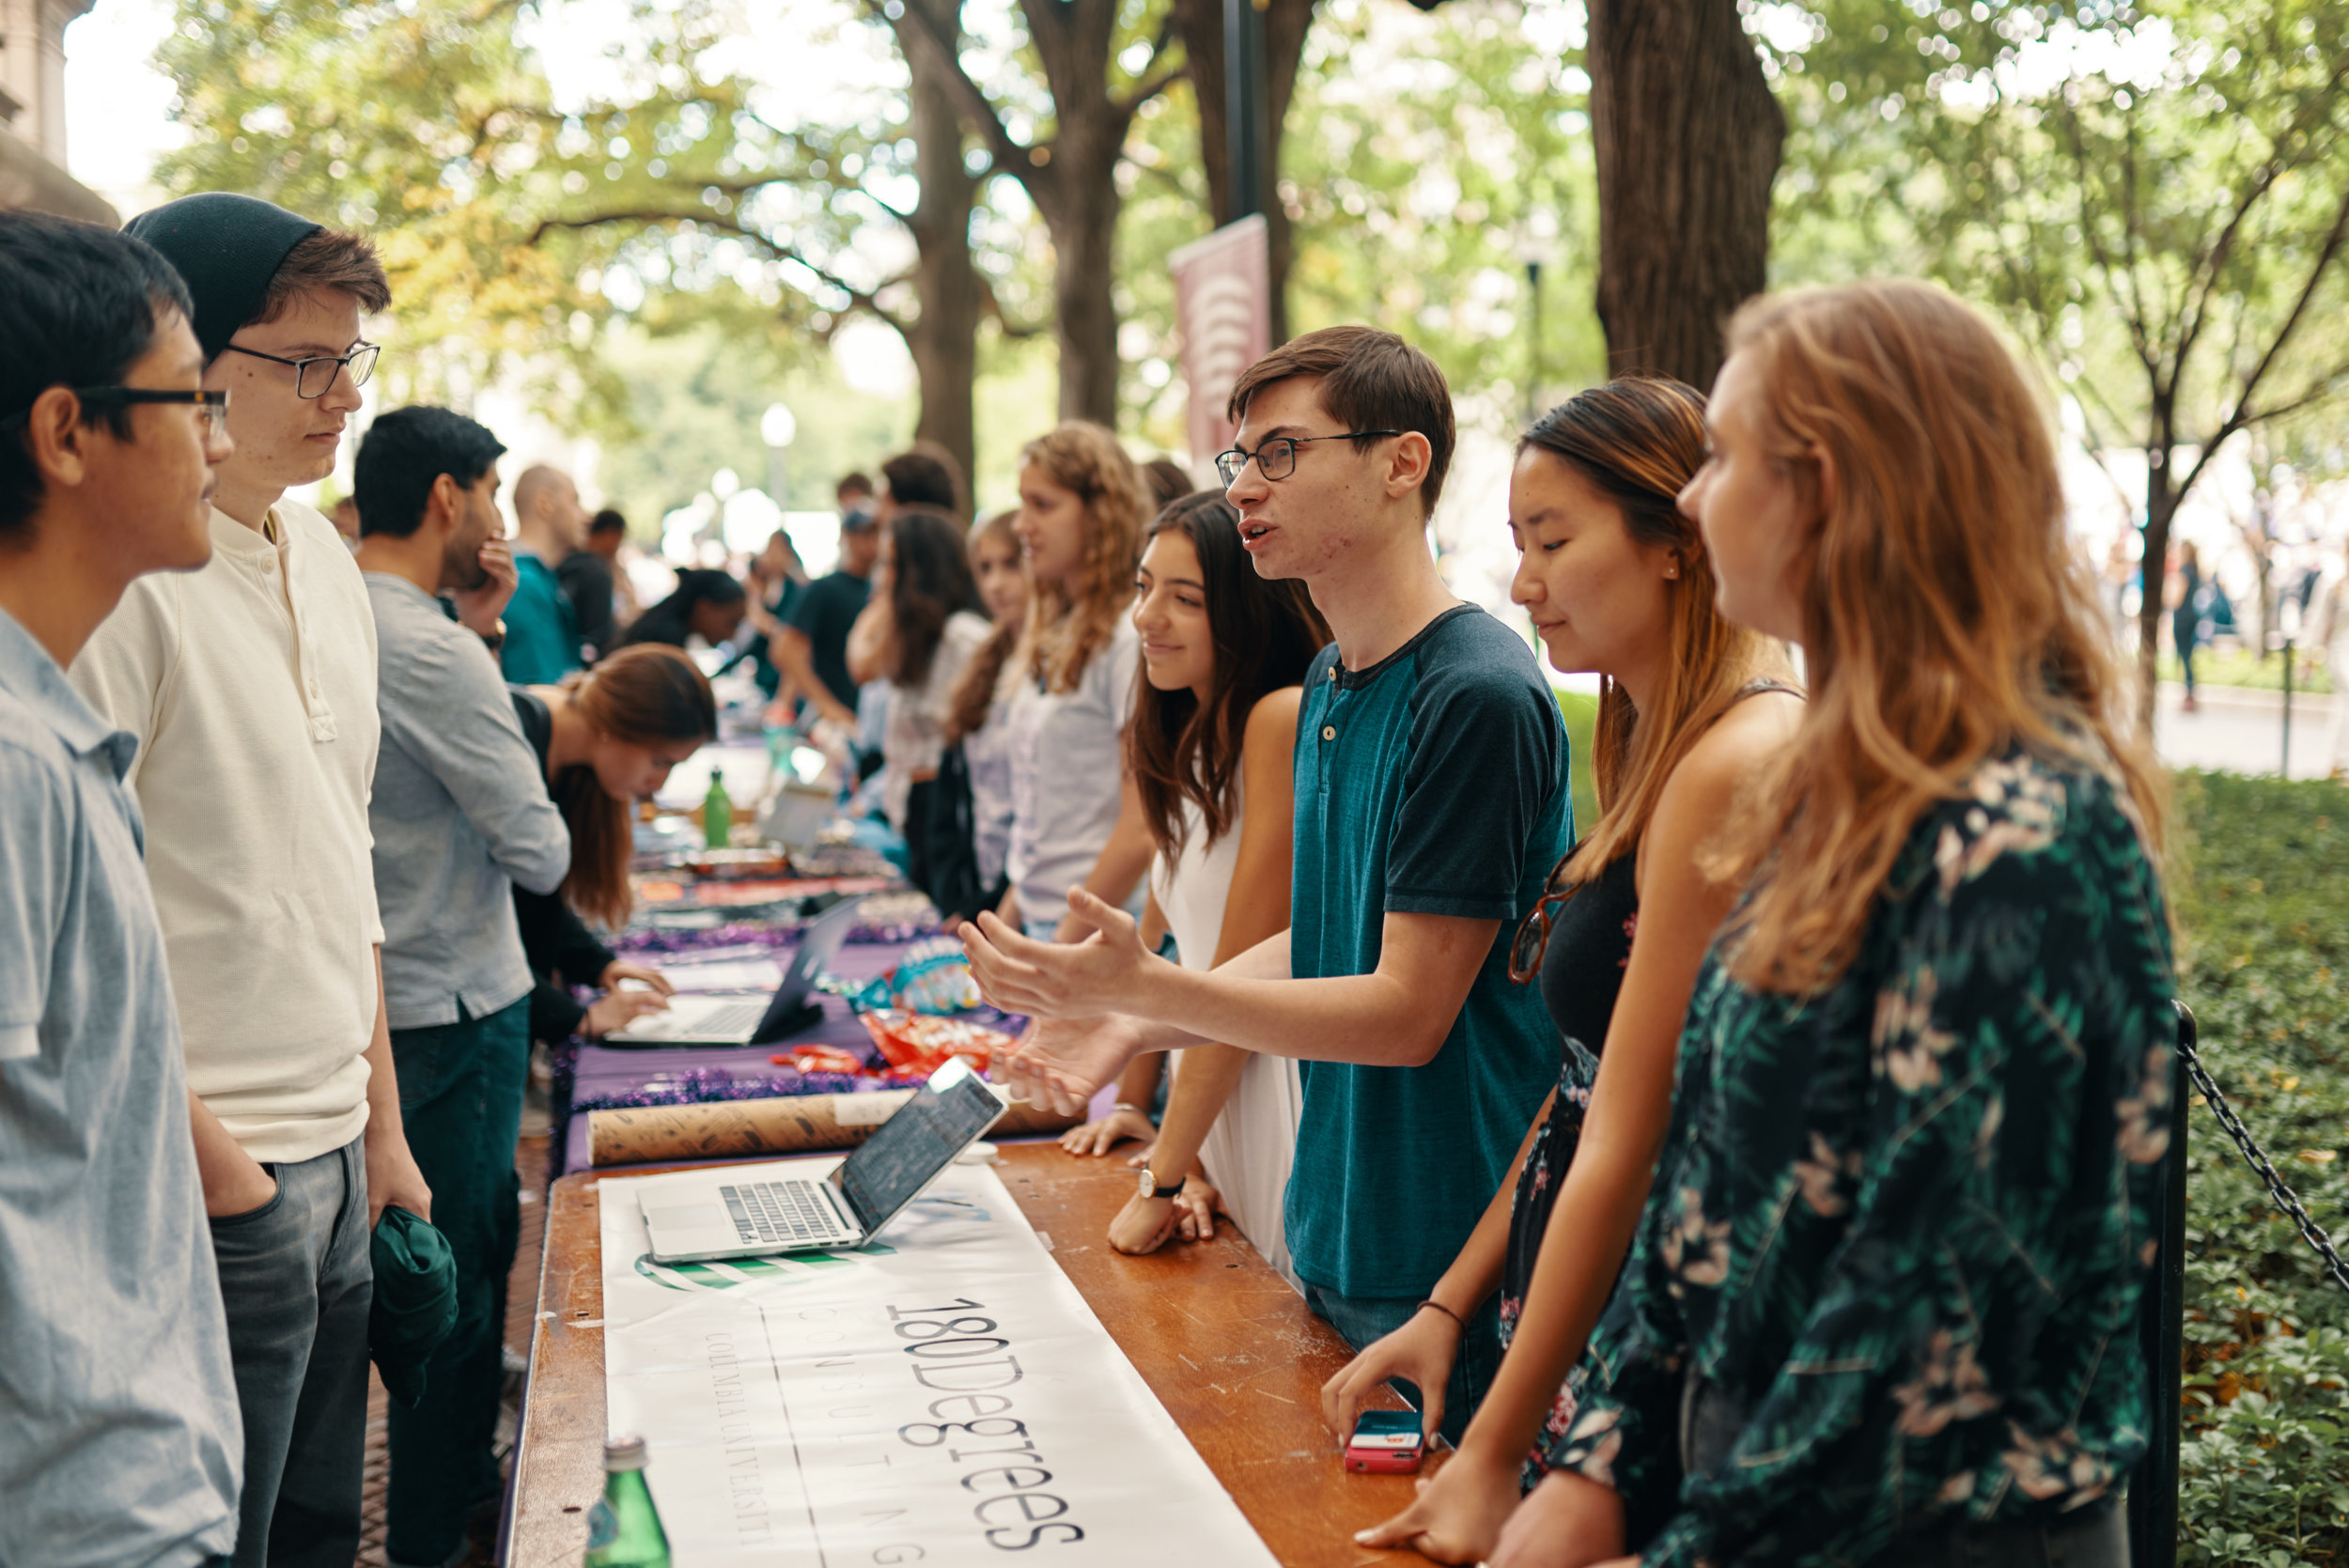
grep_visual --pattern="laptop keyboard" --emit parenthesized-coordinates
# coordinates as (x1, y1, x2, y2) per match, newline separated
(720, 1180, 853, 1247)
(690, 1001, 767, 1035)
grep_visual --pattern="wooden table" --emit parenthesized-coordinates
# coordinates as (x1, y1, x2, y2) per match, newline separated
(510, 1142, 1437, 1567)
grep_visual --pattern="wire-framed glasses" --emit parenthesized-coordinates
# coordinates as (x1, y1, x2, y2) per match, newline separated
(1214, 429, 1401, 489)
(0, 386, 230, 439)
(220, 340, 381, 399)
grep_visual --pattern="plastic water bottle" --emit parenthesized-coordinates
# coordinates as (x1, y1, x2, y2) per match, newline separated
(583, 1434, 671, 1567)
(702, 772, 732, 849)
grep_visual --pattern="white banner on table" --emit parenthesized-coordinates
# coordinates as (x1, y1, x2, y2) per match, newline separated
(597, 1159, 1280, 1567)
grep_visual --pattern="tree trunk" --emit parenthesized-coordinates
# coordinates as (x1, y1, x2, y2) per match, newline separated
(1173, 0, 1317, 345)
(1584, 0, 1782, 388)
(1015, 0, 1150, 426)
(894, 0, 984, 489)
(2136, 458, 2179, 736)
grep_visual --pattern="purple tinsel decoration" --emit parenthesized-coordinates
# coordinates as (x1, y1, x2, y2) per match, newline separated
(571, 1064, 911, 1114)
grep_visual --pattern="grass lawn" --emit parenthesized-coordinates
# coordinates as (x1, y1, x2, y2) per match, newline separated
(2163, 646, 2335, 695)
(2171, 770, 2349, 1566)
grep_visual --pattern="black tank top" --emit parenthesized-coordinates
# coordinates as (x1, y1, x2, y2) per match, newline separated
(1536, 848, 1640, 1058)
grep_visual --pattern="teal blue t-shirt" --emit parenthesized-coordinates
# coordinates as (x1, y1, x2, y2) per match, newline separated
(500, 551, 583, 686)
(1284, 604, 1572, 1298)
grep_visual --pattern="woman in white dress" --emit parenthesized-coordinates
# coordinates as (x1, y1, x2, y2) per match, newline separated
(1104, 489, 1331, 1285)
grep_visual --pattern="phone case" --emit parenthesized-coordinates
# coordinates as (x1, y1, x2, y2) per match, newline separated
(1344, 1444, 1424, 1474)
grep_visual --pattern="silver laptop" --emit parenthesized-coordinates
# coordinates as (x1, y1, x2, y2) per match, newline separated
(640, 1058, 1009, 1263)
(605, 895, 862, 1048)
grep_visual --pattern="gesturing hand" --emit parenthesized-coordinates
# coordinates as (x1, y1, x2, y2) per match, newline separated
(996, 1014, 1153, 1118)
(957, 891, 1159, 1020)
(450, 536, 519, 635)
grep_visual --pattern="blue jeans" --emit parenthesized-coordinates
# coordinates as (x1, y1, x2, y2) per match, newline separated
(1300, 1281, 1501, 1448)
(384, 997, 531, 1567)
(208, 1135, 373, 1568)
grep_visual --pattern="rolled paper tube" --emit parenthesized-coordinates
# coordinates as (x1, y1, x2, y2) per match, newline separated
(586, 1091, 1081, 1167)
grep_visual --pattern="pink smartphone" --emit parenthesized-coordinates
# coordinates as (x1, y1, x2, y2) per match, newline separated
(1345, 1409, 1425, 1474)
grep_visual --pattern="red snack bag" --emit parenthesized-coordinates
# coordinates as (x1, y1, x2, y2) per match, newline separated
(858, 1009, 1015, 1078)
(772, 1044, 869, 1076)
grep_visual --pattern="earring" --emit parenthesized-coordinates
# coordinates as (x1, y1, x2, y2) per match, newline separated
(1664, 564, 1679, 579)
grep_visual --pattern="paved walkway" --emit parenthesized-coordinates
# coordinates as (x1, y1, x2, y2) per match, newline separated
(2152, 681, 2346, 782)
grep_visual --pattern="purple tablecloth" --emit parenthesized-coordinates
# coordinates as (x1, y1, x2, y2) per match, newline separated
(554, 937, 916, 1173)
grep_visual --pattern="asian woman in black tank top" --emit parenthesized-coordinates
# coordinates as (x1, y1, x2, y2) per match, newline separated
(1328, 380, 1802, 1564)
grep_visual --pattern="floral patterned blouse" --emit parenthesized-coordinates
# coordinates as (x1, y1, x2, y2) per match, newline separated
(1548, 750, 2176, 1567)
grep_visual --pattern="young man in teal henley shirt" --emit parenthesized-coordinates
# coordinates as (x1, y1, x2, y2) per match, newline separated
(961, 326, 1570, 1442)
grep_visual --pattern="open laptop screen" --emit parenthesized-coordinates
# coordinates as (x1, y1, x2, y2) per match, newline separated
(838, 1060, 1003, 1234)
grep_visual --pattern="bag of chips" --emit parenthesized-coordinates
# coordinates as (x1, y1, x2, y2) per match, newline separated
(858, 1009, 1016, 1078)
(770, 1043, 870, 1076)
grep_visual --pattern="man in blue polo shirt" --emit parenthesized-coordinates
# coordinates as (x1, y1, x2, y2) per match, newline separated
(960, 326, 1569, 1442)
(0, 211, 242, 1568)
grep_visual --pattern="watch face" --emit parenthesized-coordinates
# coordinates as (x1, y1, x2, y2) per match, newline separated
(1137, 1169, 1156, 1198)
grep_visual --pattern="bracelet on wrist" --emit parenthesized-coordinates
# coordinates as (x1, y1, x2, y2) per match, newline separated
(1112, 1102, 1146, 1116)
(1415, 1297, 1466, 1331)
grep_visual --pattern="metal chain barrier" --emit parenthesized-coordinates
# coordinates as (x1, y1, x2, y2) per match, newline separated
(2177, 1030, 2349, 1297)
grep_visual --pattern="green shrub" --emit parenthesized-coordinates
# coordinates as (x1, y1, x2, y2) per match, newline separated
(2171, 771, 2349, 1566)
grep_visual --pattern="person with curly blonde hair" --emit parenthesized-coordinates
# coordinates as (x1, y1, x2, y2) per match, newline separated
(1001, 420, 1154, 939)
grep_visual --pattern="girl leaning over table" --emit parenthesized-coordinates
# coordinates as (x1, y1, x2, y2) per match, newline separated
(508, 644, 719, 1042)
(1084, 489, 1330, 1283)
(1488, 282, 2175, 1568)
(1326, 378, 1801, 1563)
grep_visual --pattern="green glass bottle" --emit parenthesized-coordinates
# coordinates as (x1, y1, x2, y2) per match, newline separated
(702, 772, 733, 850)
(583, 1434, 672, 1568)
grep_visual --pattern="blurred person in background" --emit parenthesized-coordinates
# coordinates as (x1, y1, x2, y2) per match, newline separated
(879, 442, 965, 522)
(619, 567, 748, 653)
(328, 492, 362, 550)
(772, 489, 879, 727)
(836, 470, 876, 527)
(736, 526, 807, 701)
(844, 506, 992, 849)
(1142, 456, 1193, 513)
(504, 463, 589, 684)
(925, 509, 1032, 922)
(560, 506, 632, 659)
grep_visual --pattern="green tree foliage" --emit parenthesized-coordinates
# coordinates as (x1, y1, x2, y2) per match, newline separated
(1770, 2, 2349, 722)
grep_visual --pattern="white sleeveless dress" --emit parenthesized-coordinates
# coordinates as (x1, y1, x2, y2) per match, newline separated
(1151, 791, 1305, 1290)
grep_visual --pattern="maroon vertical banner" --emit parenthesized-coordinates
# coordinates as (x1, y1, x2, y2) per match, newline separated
(1171, 214, 1272, 469)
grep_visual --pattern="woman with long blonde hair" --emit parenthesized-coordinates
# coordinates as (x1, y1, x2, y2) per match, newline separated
(1506, 281, 2173, 1568)
(1001, 421, 1153, 939)
(1326, 379, 1800, 1561)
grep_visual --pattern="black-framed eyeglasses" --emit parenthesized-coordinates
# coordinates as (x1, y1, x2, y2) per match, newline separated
(1214, 429, 1400, 489)
(0, 386, 230, 439)
(1507, 860, 1581, 985)
(220, 340, 380, 399)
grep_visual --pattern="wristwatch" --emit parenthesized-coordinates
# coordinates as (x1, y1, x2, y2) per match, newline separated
(478, 617, 507, 653)
(1137, 1168, 1184, 1200)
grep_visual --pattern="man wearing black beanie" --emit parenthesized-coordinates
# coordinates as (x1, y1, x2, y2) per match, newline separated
(70, 194, 435, 1568)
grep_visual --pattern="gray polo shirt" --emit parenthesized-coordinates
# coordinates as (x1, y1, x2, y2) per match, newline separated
(0, 606, 241, 1567)
(365, 573, 570, 1031)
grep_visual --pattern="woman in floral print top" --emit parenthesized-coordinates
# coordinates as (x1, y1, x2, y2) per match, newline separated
(1499, 281, 2174, 1568)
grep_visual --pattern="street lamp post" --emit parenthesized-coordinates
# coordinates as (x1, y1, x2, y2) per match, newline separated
(760, 402, 797, 510)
